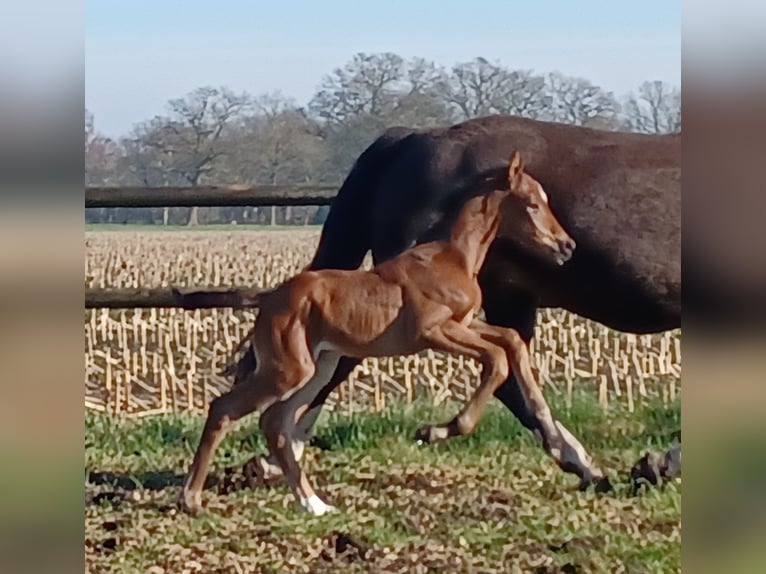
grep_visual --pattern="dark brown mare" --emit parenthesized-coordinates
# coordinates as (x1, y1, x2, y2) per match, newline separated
(237, 114, 681, 490)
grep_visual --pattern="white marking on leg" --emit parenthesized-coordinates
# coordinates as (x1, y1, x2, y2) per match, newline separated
(554, 420, 601, 478)
(256, 454, 283, 481)
(531, 413, 601, 481)
(291, 439, 305, 462)
(300, 494, 336, 516)
(273, 350, 342, 511)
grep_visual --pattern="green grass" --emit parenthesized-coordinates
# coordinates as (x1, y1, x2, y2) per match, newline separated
(85, 392, 681, 573)
(85, 223, 323, 232)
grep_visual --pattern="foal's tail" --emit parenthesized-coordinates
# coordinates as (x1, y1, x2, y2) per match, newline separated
(219, 290, 270, 379)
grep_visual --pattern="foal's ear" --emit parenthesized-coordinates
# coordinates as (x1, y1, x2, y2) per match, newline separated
(508, 151, 524, 186)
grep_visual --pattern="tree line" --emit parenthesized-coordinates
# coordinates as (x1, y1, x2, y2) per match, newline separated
(85, 52, 681, 226)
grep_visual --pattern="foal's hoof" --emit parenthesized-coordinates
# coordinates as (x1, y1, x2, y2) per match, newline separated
(243, 454, 284, 488)
(301, 494, 337, 517)
(176, 489, 202, 515)
(414, 424, 449, 445)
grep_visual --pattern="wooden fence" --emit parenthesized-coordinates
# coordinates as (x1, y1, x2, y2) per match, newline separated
(86, 185, 336, 309)
(85, 185, 337, 208)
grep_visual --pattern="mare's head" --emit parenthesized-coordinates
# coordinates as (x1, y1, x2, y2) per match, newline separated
(497, 151, 575, 266)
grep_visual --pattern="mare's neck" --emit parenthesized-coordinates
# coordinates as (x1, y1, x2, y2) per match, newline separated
(448, 189, 504, 275)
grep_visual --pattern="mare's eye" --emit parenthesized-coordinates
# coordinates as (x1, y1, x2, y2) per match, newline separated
(528, 204, 540, 213)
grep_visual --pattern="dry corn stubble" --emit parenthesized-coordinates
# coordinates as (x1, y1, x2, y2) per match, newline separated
(85, 230, 681, 416)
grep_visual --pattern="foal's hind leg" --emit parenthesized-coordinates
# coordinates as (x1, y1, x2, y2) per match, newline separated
(259, 351, 342, 515)
(178, 379, 271, 514)
(250, 357, 360, 484)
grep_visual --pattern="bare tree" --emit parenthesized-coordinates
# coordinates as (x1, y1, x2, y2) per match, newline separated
(86, 110, 133, 224)
(308, 53, 455, 181)
(386, 91, 455, 127)
(85, 110, 121, 186)
(546, 72, 620, 128)
(309, 52, 407, 124)
(406, 57, 445, 94)
(139, 86, 251, 225)
(222, 92, 328, 225)
(622, 80, 681, 134)
(433, 58, 550, 121)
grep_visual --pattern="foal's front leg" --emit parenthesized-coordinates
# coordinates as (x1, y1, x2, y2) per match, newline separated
(416, 319, 606, 488)
(416, 320, 510, 442)
(416, 319, 551, 444)
(478, 320, 606, 487)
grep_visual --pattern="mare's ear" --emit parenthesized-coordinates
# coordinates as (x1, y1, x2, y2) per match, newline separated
(508, 151, 524, 187)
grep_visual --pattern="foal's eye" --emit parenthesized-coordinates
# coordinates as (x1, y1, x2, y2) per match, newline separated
(528, 204, 540, 213)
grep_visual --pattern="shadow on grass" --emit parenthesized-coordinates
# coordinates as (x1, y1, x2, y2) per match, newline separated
(87, 469, 186, 491)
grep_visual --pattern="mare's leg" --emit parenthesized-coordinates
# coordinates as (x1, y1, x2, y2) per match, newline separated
(480, 288, 607, 490)
(178, 378, 273, 514)
(250, 357, 361, 483)
(258, 352, 342, 515)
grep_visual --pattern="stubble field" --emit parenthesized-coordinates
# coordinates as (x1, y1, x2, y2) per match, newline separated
(84, 228, 681, 573)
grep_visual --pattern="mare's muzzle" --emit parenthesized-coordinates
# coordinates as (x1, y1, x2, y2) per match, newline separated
(555, 237, 576, 264)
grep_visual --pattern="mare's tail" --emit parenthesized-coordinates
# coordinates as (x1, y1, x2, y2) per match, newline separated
(226, 127, 412, 383)
(309, 126, 413, 271)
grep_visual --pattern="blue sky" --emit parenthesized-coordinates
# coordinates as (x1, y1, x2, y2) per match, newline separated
(86, 0, 681, 138)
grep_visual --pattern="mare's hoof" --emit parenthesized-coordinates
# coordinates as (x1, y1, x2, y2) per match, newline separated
(579, 475, 613, 494)
(414, 425, 435, 445)
(629, 448, 681, 493)
(630, 452, 661, 490)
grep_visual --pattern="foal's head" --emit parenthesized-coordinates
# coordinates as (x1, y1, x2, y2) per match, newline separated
(497, 151, 576, 266)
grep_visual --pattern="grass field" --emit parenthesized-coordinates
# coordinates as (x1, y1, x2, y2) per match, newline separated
(85, 391, 681, 573)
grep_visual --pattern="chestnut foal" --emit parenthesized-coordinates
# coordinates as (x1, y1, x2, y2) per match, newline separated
(178, 152, 576, 516)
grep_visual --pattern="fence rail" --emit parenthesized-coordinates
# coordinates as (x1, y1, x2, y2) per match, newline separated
(84, 287, 265, 309)
(85, 185, 337, 208)
(86, 185, 334, 309)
